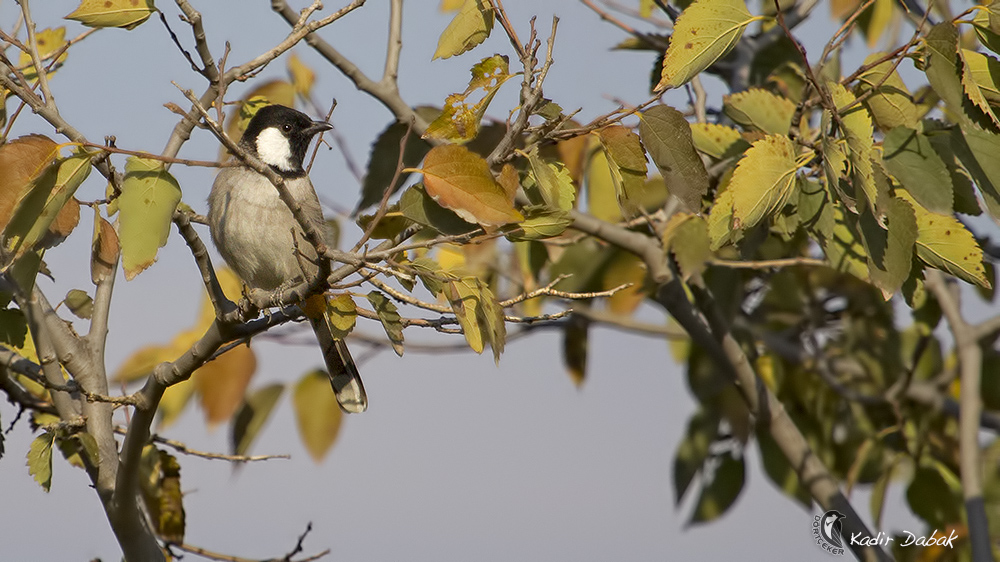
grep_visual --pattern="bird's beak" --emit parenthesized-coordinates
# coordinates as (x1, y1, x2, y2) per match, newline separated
(305, 120, 334, 136)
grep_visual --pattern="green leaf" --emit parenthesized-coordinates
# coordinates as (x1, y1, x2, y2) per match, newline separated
(823, 207, 870, 281)
(433, 0, 494, 60)
(399, 183, 479, 235)
(3, 152, 90, 265)
(0, 307, 28, 349)
(961, 49, 1000, 105)
(953, 124, 1000, 219)
(656, 0, 756, 90)
(119, 157, 181, 280)
(444, 276, 505, 362)
(66, 0, 157, 30)
(356, 107, 437, 213)
(527, 149, 576, 211)
(858, 198, 917, 299)
(959, 48, 1000, 128)
(421, 145, 523, 226)
(638, 105, 709, 212)
(756, 426, 811, 509)
(599, 126, 648, 218)
(367, 291, 405, 356)
(857, 53, 917, 130)
(974, 3, 1000, 55)
(27, 431, 54, 492)
(898, 192, 991, 288)
(689, 450, 745, 524)
(722, 89, 796, 135)
(63, 288, 93, 319)
(424, 55, 513, 143)
(673, 410, 717, 505)
(562, 315, 588, 387)
(828, 82, 878, 213)
(728, 134, 798, 231)
(906, 465, 961, 528)
(882, 126, 953, 214)
(231, 383, 284, 457)
(292, 370, 342, 462)
(511, 206, 572, 240)
(924, 23, 994, 131)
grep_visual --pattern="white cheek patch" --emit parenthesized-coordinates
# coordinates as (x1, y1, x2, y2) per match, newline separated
(255, 127, 294, 171)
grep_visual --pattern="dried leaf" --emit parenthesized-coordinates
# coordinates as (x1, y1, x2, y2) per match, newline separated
(91, 209, 119, 285)
(193, 343, 256, 427)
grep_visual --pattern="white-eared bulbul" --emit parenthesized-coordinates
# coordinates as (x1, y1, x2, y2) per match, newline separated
(208, 104, 367, 413)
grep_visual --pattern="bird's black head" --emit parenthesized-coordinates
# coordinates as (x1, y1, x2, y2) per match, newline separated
(239, 104, 332, 177)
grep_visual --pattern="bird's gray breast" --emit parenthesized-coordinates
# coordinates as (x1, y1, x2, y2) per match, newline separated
(208, 167, 326, 291)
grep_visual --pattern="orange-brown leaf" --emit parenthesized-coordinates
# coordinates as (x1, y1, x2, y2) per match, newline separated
(421, 144, 523, 226)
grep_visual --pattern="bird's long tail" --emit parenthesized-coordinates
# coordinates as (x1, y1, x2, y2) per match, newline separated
(304, 295, 368, 413)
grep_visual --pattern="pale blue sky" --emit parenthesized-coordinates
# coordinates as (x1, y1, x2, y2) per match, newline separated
(0, 1, 923, 560)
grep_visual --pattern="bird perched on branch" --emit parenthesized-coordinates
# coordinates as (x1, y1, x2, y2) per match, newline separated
(208, 104, 367, 413)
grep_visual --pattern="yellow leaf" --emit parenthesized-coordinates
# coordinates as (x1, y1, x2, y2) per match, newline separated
(603, 251, 647, 315)
(599, 126, 648, 219)
(689, 123, 749, 159)
(18, 28, 68, 81)
(440, 0, 465, 11)
(585, 144, 622, 223)
(119, 157, 181, 280)
(897, 191, 991, 288)
(723, 89, 796, 135)
(27, 431, 54, 492)
(657, 0, 756, 90)
(828, 82, 877, 214)
(424, 55, 512, 143)
(66, 0, 157, 30)
(287, 52, 315, 98)
(857, 53, 917, 130)
(728, 135, 798, 231)
(158, 379, 195, 429)
(293, 370, 343, 462)
(421, 144, 523, 226)
(193, 344, 256, 427)
(863, 0, 894, 48)
(2, 152, 90, 265)
(222, 81, 296, 156)
(433, 0, 494, 60)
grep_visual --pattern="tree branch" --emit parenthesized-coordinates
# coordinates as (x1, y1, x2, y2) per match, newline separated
(925, 270, 994, 562)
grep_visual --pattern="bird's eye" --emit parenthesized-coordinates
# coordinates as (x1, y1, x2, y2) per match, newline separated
(281, 124, 292, 133)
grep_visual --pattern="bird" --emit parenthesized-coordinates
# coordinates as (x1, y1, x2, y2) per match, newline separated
(821, 510, 846, 548)
(208, 104, 367, 413)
